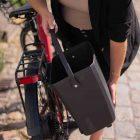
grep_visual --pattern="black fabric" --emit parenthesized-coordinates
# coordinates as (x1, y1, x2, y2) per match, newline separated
(51, 41, 94, 84)
(51, 20, 110, 83)
(108, 0, 133, 42)
(88, 0, 140, 74)
(51, 0, 140, 75)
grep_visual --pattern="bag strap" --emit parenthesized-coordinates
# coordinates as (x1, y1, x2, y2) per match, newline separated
(50, 29, 79, 87)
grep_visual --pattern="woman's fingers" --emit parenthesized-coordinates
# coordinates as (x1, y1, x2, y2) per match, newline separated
(41, 12, 58, 36)
(48, 20, 55, 30)
(107, 81, 117, 106)
(42, 22, 50, 36)
(54, 23, 58, 33)
(110, 87, 116, 105)
(40, 12, 58, 53)
(48, 19, 58, 33)
(53, 20, 58, 33)
(48, 14, 55, 29)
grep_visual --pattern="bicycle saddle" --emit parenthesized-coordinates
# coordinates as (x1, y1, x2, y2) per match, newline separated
(9, 3, 36, 18)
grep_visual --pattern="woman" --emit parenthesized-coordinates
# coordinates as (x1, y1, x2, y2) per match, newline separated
(28, 0, 140, 140)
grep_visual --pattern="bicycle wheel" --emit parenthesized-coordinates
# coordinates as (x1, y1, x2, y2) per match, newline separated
(37, 64, 71, 140)
(20, 25, 36, 51)
(25, 63, 70, 140)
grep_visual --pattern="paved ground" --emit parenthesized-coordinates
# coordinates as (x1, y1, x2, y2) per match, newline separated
(0, 0, 140, 140)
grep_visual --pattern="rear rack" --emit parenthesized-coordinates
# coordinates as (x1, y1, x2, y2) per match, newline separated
(15, 48, 45, 111)
(15, 49, 43, 85)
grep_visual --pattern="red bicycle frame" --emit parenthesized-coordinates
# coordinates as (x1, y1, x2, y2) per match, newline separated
(17, 14, 54, 85)
(36, 14, 54, 63)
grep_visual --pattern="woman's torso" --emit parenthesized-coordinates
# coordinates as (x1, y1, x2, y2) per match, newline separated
(58, 0, 92, 30)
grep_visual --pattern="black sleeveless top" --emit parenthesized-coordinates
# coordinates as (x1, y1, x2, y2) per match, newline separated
(51, 0, 140, 75)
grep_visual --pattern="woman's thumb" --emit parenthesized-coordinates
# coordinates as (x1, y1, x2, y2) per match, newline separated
(48, 20, 55, 29)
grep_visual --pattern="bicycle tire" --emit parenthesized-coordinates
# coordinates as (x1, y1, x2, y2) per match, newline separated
(28, 82, 77, 140)
(24, 62, 53, 140)
(20, 26, 35, 50)
(25, 81, 69, 140)
(24, 63, 70, 140)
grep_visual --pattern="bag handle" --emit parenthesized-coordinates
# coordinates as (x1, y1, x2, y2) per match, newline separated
(50, 29, 79, 87)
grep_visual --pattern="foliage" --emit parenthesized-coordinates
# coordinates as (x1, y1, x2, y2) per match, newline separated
(10, 0, 27, 8)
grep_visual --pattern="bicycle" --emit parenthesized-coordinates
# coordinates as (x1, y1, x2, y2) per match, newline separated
(9, 3, 38, 51)
(7, 2, 77, 140)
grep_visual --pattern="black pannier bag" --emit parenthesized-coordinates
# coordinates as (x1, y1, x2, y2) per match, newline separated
(50, 30, 115, 135)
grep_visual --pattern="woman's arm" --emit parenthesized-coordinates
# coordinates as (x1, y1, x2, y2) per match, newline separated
(109, 40, 127, 83)
(108, 0, 133, 82)
(108, 39, 127, 105)
(107, 40, 127, 105)
(107, 0, 133, 104)
(28, 0, 58, 35)
(28, 0, 49, 15)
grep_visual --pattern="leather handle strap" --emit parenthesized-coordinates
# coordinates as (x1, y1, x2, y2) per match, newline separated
(50, 29, 79, 87)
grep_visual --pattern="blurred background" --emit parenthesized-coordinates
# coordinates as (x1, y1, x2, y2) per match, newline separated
(0, 0, 27, 139)
(0, 0, 140, 140)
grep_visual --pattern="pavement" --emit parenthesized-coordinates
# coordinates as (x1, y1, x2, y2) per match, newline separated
(0, 0, 140, 140)
(69, 57, 140, 140)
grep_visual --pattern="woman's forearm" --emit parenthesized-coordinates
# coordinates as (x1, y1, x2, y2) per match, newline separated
(28, 0, 49, 15)
(109, 39, 127, 83)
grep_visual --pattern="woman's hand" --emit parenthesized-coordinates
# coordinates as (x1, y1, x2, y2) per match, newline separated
(107, 77, 119, 106)
(28, 0, 58, 35)
(40, 11, 58, 36)
(107, 81, 117, 106)
(40, 11, 58, 54)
